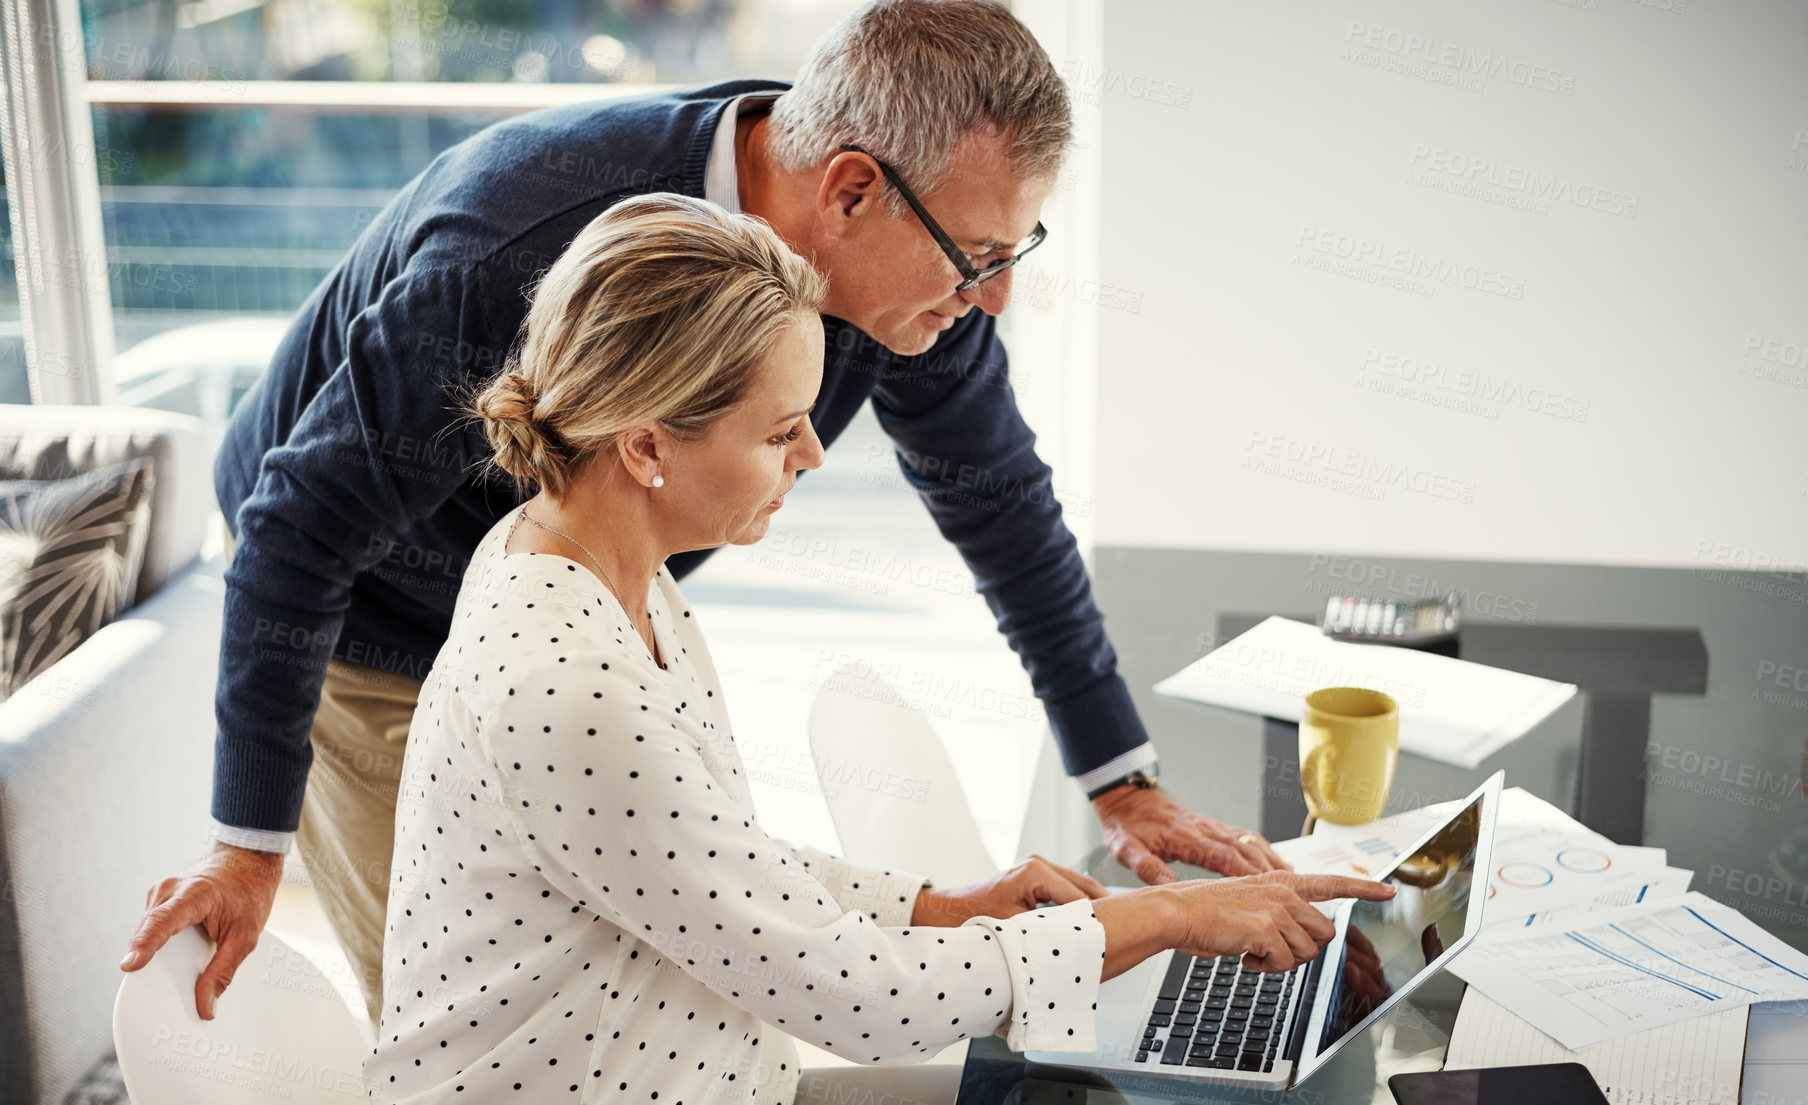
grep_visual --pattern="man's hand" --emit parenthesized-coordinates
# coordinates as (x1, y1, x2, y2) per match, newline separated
(1094, 784, 1289, 884)
(911, 854, 1108, 926)
(119, 841, 286, 1020)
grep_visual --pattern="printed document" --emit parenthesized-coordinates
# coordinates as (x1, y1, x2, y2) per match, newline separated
(1154, 616, 1576, 767)
(1449, 891, 1808, 1050)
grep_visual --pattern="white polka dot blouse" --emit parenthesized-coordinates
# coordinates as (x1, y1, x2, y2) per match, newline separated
(364, 505, 1107, 1103)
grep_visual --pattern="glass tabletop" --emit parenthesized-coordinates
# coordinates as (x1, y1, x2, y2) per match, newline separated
(952, 845, 1463, 1105)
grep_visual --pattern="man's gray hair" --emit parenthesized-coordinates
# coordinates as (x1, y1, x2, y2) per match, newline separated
(767, 0, 1072, 217)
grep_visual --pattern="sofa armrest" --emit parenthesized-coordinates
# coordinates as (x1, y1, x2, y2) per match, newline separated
(0, 555, 224, 1105)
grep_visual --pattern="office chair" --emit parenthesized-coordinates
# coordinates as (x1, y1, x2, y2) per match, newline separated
(114, 924, 372, 1103)
(808, 665, 1000, 887)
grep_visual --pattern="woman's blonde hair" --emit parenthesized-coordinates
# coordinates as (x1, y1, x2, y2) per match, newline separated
(473, 193, 826, 498)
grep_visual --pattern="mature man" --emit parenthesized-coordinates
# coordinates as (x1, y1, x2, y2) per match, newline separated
(122, 0, 1285, 1026)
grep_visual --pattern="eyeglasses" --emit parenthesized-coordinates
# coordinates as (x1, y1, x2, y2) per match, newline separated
(841, 143, 1047, 292)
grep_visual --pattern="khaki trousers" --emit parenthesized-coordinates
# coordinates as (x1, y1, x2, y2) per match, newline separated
(296, 660, 422, 1029)
(223, 521, 422, 1029)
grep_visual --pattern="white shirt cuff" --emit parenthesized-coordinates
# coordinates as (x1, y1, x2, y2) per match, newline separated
(976, 897, 1108, 1053)
(211, 819, 294, 855)
(1075, 745, 1160, 798)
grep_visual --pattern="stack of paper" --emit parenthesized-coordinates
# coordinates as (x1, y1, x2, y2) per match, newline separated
(1154, 616, 1577, 767)
(1448, 892, 1808, 1050)
(1445, 988, 1746, 1105)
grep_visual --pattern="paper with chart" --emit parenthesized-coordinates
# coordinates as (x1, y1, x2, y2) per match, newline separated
(1446, 988, 1746, 1105)
(1153, 616, 1577, 767)
(1273, 787, 1696, 926)
(1479, 807, 1694, 928)
(1448, 891, 1808, 1049)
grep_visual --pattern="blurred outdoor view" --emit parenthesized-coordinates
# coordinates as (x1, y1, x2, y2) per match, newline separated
(37, 0, 861, 409)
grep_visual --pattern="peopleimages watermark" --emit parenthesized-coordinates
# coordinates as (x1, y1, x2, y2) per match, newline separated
(1057, 60, 1194, 110)
(1, 342, 89, 383)
(811, 648, 1045, 725)
(146, 1025, 363, 1099)
(1686, 540, 1808, 604)
(1357, 348, 1590, 423)
(1753, 660, 1808, 712)
(1305, 554, 1540, 623)
(1191, 632, 1430, 710)
(729, 732, 939, 800)
(395, 4, 639, 78)
(77, 32, 250, 92)
(1010, 264, 1144, 315)
(1243, 431, 1478, 505)
(1406, 143, 1639, 219)
(751, 526, 978, 600)
(1644, 741, 1803, 814)
(22, 240, 197, 301)
(1738, 332, 1808, 390)
(859, 444, 1093, 519)
(1703, 864, 1808, 915)
(1292, 225, 1526, 301)
(1341, 22, 1578, 96)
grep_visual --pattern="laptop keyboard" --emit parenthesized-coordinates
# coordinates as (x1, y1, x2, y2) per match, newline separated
(1134, 953, 1298, 1073)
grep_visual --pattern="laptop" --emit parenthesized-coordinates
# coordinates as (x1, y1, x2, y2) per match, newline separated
(1021, 771, 1502, 1091)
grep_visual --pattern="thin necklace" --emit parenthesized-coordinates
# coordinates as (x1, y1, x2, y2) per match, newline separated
(519, 509, 657, 662)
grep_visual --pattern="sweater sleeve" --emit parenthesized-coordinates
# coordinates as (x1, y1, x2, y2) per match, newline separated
(475, 654, 1108, 1062)
(211, 260, 504, 834)
(869, 312, 1151, 779)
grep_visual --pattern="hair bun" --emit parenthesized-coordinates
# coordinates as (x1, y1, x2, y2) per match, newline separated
(477, 367, 553, 486)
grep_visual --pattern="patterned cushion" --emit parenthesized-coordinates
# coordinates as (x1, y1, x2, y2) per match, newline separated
(0, 456, 155, 700)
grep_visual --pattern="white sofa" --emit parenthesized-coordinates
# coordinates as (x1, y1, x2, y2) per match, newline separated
(0, 405, 223, 1105)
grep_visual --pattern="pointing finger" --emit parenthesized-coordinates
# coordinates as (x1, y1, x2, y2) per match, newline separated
(1296, 875, 1397, 902)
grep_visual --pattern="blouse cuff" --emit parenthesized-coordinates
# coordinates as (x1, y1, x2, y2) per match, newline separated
(971, 897, 1107, 1054)
(856, 867, 933, 927)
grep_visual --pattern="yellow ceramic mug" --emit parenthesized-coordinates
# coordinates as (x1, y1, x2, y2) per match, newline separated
(1299, 687, 1399, 833)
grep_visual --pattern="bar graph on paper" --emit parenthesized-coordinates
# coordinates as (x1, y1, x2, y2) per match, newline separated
(1301, 834, 1400, 876)
(1451, 892, 1808, 1050)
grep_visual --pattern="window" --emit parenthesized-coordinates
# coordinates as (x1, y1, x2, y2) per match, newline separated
(0, 152, 22, 403)
(69, 0, 862, 422)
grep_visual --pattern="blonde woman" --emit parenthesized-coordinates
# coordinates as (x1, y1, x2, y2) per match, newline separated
(365, 193, 1390, 1104)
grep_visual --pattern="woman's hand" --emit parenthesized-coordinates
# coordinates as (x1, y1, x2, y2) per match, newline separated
(1169, 871, 1395, 973)
(119, 842, 286, 1019)
(910, 854, 1108, 926)
(1092, 871, 1391, 982)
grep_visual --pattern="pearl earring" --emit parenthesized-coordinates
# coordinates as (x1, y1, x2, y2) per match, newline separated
(652, 475, 665, 488)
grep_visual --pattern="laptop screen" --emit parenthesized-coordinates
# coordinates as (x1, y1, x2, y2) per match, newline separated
(1312, 793, 1484, 1056)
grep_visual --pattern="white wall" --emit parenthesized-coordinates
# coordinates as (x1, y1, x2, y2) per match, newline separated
(1084, 0, 1807, 570)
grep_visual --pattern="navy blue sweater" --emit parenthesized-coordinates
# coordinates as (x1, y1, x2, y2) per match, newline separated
(213, 80, 1149, 834)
